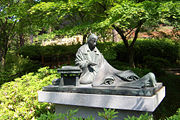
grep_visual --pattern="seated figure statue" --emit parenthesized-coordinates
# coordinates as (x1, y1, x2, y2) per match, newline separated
(75, 34, 157, 88)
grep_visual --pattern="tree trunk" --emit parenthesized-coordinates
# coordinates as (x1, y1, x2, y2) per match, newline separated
(0, 35, 9, 70)
(0, 47, 8, 70)
(30, 35, 33, 44)
(112, 25, 136, 68)
(112, 29, 119, 42)
(0, 50, 2, 70)
(1, 52, 5, 69)
(128, 47, 135, 68)
(20, 34, 25, 47)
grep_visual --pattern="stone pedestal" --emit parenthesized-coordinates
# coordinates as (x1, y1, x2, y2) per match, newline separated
(55, 104, 151, 120)
(38, 86, 165, 119)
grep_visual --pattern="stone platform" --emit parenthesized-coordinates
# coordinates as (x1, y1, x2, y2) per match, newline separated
(38, 86, 165, 119)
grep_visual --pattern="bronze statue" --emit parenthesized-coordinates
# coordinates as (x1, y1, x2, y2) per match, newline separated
(75, 34, 157, 88)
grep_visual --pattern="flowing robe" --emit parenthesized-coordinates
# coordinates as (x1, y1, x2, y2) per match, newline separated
(75, 44, 156, 88)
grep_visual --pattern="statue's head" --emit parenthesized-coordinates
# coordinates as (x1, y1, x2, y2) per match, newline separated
(87, 34, 98, 50)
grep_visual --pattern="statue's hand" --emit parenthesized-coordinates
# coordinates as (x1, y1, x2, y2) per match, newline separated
(88, 61, 97, 66)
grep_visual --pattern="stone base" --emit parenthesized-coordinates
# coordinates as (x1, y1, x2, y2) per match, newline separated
(55, 104, 152, 120)
(43, 83, 163, 96)
(38, 86, 165, 119)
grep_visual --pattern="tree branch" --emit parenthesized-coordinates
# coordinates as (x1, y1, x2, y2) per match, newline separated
(0, 19, 4, 32)
(97, 2, 107, 11)
(127, 29, 136, 40)
(3, 17, 8, 29)
(8, 20, 17, 36)
(112, 25, 129, 48)
(0, 19, 3, 24)
(130, 20, 145, 48)
(125, 28, 134, 37)
(79, 11, 85, 23)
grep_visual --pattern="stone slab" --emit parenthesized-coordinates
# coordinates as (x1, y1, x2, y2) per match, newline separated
(55, 104, 152, 120)
(38, 86, 165, 112)
(43, 83, 163, 96)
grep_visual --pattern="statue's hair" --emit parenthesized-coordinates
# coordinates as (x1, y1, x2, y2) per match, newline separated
(87, 34, 98, 42)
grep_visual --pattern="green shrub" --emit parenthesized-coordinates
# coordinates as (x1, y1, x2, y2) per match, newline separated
(18, 38, 179, 67)
(98, 109, 118, 120)
(0, 53, 41, 85)
(154, 74, 180, 120)
(97, 42, 117, 60)
(0, 67, 60, 120)
(18, 45, 41, 60)
(18, 44, 81, 62)
(124, 113, 153, 120)
(0, 71, 12, 85)
(166, 108, 180, 120)
(135, 39, 179, 64)
(116, 38, 180, 64)
(37, 112, 61, 120)
(143, 55, 171, 75)
(37, 109, 94, 120)
(5, 53, 40, 74)
(37, 108, 180, 120)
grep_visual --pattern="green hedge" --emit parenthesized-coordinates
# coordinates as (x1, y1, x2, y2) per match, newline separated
(0, 67, 60, 120)
(115, 39, 180, 64)
(18, 39, 179, 66)
(18, 44, 81, 62)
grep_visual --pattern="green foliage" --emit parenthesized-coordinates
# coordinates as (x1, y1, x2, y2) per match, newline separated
(98, 109, 118, 120)
(0, 67, 60, 120)
(29, 1, 68, 29)
(18, 45, 41, 60)
(0, 71, 12, 86)
(158, 1, 180, 29)
(115, 38, 180, 64)
(107, 1, 149, 29)
(143, 55, 170, 75)
(166, 108, 180, 120)
(134, 39, 180, 64)
(0, 0, 40, 68)
(37, 112, 60, 120)
(97, 42, 117, 60)
(37, 107, 180, 120)
(37, 109, 94, 120)
(0, 52, 40, 85)
(35, 33, 56, 44)
(5, 53, 40, 74)
(18, 44, 81, 59)
(154, 74, 180, 120)
(124, 113, 153, 120)
(29, 0, 179, 37)
(18, 39, 179, 68)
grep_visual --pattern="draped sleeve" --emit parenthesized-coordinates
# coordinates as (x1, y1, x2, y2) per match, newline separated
(75, 47, 89, 69)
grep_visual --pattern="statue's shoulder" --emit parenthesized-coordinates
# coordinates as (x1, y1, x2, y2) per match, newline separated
(78, 44, 88, 52)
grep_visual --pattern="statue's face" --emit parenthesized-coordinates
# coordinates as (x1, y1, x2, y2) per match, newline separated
(88, 37, 97, 48)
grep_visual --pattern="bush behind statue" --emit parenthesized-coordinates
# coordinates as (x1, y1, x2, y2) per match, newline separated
(115, 38, 179, 64)
(18, 38, 179, 66)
